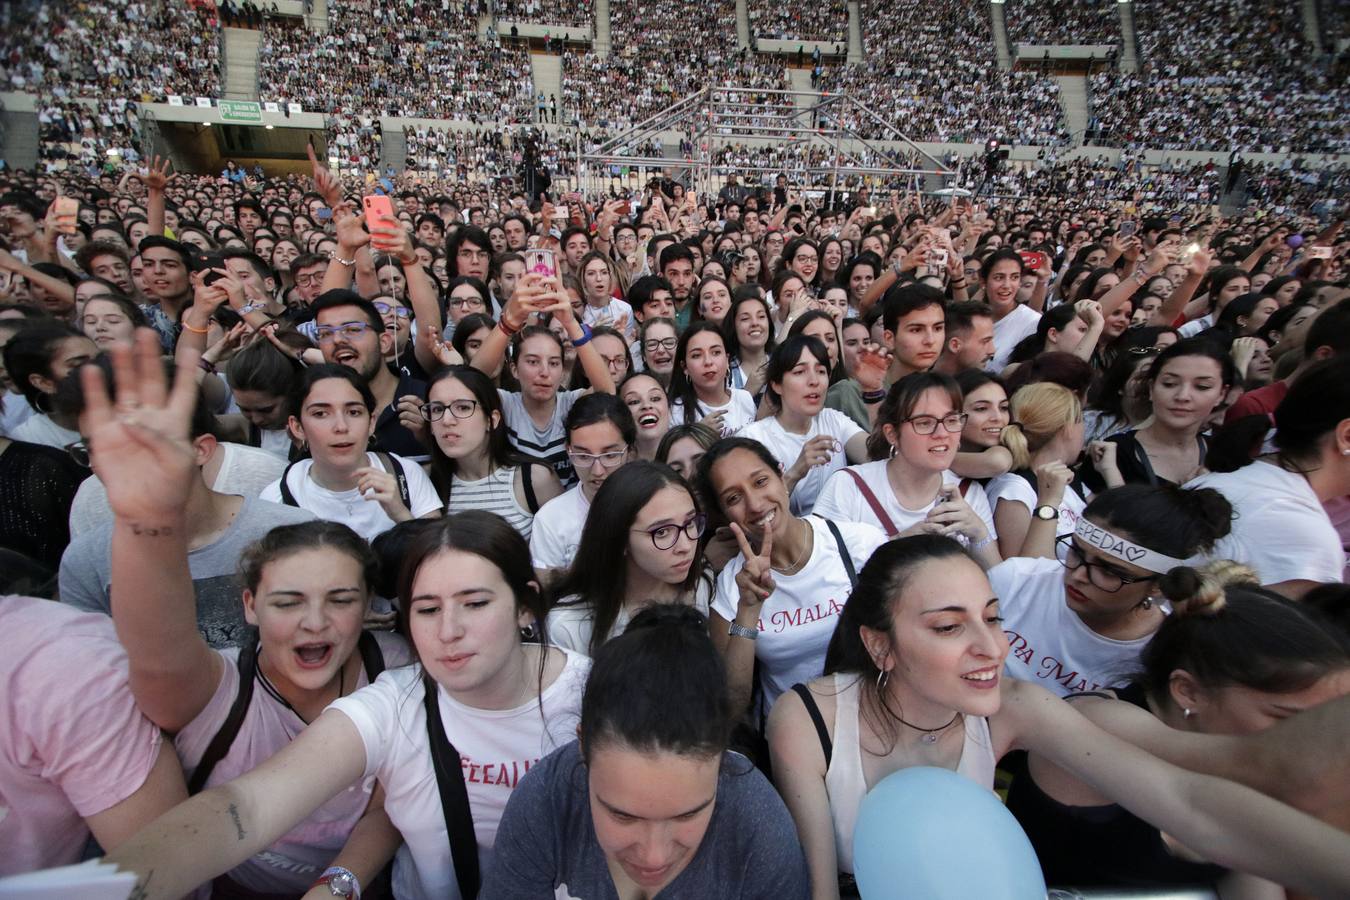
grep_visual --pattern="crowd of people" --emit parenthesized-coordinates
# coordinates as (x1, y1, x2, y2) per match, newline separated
(493, 0, 592, 28)
(1090, 0, 1349, 153)
(747, 0, 848, 43)
(818, 0, 1068, 145)
(1, 92, 1349, 896)
(256, 3, 534, 122)
(1004, 0, 1120, 46)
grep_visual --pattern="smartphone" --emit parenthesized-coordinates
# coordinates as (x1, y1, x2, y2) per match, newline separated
(616, 200, 631, 216)
(928, 248, 948, 271)
(1307, 245, 1333, 260)
(315, 207, 333, 221)
(1119, 220, 1137, 239)
(54, 197, 79, 234)
(1181, 242, 1202, 263)
(362, 194, 394, 230)
(1017, 249, 1042, 271)
(554, 205, 569, 220)
(524, 247, 557, 278)
(863, 206, 877, 217)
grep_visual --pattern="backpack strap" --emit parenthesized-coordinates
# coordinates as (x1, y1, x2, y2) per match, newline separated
(277, 460, 301, 507)
(375, 451, 412, 508)
(187, 641, 259, 795)
(790, 683, 832, 767)
(843, 469, 898, 538)
(822, 518, 858, 589)
(520, 463, 540, 514)
(357, 630, 386, 680)
(423, 676, 481, 899)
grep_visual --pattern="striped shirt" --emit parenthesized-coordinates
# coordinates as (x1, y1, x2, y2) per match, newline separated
(498, 389, 584, 488)
(447, 465, 535, 539)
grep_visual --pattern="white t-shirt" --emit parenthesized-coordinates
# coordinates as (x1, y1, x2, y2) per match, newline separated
(580, 298, 637, 340)
(8, 413, 79, 450)
(670, 388, 757, 436)
(529, 485, 590, 570)
(328, 651, 590, 900)
(1178, 313, 1213, 338)
(257, 426, 294, 459)
(712, 517, 887, 715)
(740, 409, 865, 516)
(0, 389, 35, 438)
(814, 461, 997, 544)
(70, 441, 289, 536)
(546, 576, 714, 655)
(1188, 461, 1345, 586)
(984, 471, 1087, 561)
(988, 556, 1153, 697)
(990, 304, 1041, 372)
(259, 452, 441, 541)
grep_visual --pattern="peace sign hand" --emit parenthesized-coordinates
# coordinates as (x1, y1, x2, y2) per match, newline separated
(80, 329, 201, 526)
(730, 521, 775, 609)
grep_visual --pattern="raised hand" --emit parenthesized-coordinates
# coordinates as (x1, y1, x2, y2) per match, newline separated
(143, 155, 174, 193)
(369, 214, 413, 263)
(925, 486, 989, 544)
(854, 345, 892, 392)
(787, 435, 840, 484)
(1034, 460, 1074, 508)
(730, 520, 775, 609)
(308, 143, 342, 208)
(334, 202, 371, 253)
(80, 329, 201, 525)
(355, 466, 412, 522)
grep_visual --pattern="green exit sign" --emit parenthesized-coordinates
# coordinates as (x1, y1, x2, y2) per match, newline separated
(219, 100, 263, 123)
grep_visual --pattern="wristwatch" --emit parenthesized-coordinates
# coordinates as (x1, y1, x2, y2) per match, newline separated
(311, 866, 361, 899)
(728, 621, 759, 642)
(1032, 505, 1059, 521)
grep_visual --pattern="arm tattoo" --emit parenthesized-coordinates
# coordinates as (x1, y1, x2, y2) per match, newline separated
(227, 802, 246, 841)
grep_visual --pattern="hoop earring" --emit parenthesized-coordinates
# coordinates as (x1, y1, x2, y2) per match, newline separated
(875, 668, 889, 692)
(888, 442, 897, 460)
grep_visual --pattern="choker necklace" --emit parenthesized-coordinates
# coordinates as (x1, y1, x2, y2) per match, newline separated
(900, 711, 962, 744)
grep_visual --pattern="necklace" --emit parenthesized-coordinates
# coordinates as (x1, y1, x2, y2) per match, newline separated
(771, 519, 812, 575)
(899, 711, 962, 744)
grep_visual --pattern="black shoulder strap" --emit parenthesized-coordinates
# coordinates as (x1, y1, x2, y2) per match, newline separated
(188, 641, 259, 795)
(376, 451, 412, 508)
(822, 518, 858, 588)
(358, 630, 386, 680)
(423, 677, 480, 899)
(246, 421, 261, 448)
(790, 683, 832, 767)
(1129, 436, 1161, 487)
(277, 460, 301, 506)
(520, 463, 539, 514)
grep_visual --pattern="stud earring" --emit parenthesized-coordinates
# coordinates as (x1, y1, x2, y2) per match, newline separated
(1183, 708, 1193, 719)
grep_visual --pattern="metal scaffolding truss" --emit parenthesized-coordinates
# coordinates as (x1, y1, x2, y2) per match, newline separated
(578, 86, 954, 198)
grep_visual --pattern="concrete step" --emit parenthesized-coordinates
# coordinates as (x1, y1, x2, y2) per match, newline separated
(990, 1, 1012, 70)
(529, 51, 564, 124)
(594, 0, 612, 56)
(736, 0, 751, 49)
(1118, 0, 1138, 72)
(381, 128, 407, 172)
(1054, 74, 1089, 145)
(222, 26, 261, 100)
(846, 0, 863, 62)
(787, 67, 817, 114)
(1, 110, 39, 170)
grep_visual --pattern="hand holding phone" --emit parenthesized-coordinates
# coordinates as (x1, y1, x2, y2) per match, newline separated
(362, 195, 394, 232)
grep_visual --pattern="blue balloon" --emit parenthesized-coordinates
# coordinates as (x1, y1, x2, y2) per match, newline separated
(853, 766, 1046, 899)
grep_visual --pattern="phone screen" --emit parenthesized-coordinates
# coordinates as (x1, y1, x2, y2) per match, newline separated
(524, 248, 557, 278)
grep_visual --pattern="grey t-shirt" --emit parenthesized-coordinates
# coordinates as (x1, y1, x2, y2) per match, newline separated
(482, 741, 810, 899)
(57, 495, 314, 649)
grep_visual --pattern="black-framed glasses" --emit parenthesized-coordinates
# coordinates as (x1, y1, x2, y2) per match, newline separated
(1056, 536, 1154, 593)
(633, 513, 707, 550)
(374, 301, 412, 318)
(568, 448, 629, 469)
(903, 412, 968, 435)
(65, 440, 91, 468)
(316, 322, 376, 343)
(420, 399, 480, 421)
(643, 337, 677, 353)
(449, 296, 486, 310)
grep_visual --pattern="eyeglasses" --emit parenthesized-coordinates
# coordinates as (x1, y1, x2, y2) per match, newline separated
(316, 322, 376, 343)
(294, 272, 326, 286)
(420, 399, 480, 421)
(449, 297, 486, 309)
(643, 337, 677, 353)
(1056, 536, 1154, 593)
(374, 301, 412, 318)
(568, 448, 629, 469)
(903, 412, 968, 435)
(65, 440, 91, 468)
(1128, 346, 1162, 357)
(633, 513, 708, 550)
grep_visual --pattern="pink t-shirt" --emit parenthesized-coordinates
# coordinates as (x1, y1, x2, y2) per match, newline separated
(0, 596, 164, 874)
(174, 632, 410, 894)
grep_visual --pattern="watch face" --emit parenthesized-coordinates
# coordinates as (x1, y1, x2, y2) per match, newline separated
(329, 872, 356, 896)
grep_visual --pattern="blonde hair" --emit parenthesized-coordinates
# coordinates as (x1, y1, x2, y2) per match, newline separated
(1000, 382, 1083, 469)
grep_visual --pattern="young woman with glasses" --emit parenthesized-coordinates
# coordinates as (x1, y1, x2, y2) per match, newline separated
(421, 365, 563, 539)
(814, 373, 1001, 570)
(986, 483, 1232, 698)
(639, 317, 679, 388)
(547, 462, 713, 656)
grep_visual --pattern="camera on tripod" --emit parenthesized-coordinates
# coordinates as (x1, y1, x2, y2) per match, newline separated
(983, 139, 1010, 175)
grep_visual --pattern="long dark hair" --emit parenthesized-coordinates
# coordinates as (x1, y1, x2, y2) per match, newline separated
(580, 603, 732, 762)
(669, 321, 728, 425)
(824, 535, 979, 752)
(1009, 303, 1080, 364)
(552, 461, 709, 656)
(721, 291, 776, 365)
(425, 366, 527, 499)
(786, 310, 847, 384)
(764, 334, 830, 409)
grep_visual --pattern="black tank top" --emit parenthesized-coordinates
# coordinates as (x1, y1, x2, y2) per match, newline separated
(1005, 682, 1227, 890)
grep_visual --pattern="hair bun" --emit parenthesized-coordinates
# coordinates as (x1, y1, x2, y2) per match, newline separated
(1159, 560, 1258, 617)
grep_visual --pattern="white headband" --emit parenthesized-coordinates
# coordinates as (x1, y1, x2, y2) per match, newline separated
(1073, 519, 1189, 575)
